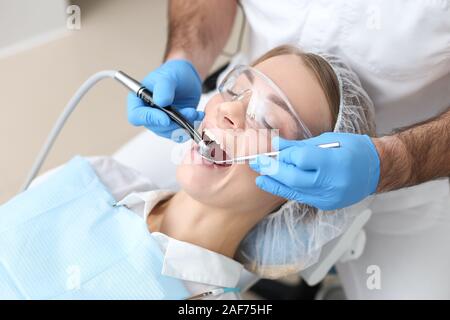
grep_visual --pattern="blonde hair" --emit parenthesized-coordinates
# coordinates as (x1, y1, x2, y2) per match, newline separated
(251, 45, 340, 128)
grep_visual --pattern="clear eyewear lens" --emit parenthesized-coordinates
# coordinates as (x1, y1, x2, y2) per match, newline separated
(207, 65, 313, 163)
(218, 65, 312, 140)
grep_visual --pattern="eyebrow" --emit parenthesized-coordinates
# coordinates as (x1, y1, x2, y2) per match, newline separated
(267, 93, 305, 133)
(267, 93, 298, 120)
(243, 69, 254, 84)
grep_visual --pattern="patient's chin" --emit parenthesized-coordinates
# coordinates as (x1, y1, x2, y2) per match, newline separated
(176, 162, 285, 216)
(175, 155, 243, 208)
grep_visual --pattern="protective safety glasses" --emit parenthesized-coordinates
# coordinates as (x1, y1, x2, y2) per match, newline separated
(217, 65, 312, 140)
(196, 65, 313, 165)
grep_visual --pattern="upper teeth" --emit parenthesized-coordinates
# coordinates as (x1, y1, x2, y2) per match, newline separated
(204, 128, 218, 143)
(204, 128, 226, 151)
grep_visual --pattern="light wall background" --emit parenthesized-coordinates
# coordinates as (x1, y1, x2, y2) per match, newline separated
(0, 0, 245, 203)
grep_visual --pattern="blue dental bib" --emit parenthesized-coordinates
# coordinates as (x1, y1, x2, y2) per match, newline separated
(0, 156, 189, 299)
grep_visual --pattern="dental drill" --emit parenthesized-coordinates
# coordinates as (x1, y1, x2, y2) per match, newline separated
(22, 70, 218, 191)
(114, 71, 213, 158)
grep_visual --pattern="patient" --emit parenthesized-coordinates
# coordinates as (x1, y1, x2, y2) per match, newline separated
(116, 45, 370, 296)
(154, 46, 340, 262)
(0, 45, 374, 300)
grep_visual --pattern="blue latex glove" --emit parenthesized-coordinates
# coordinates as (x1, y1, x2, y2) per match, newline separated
(127, 59, 204, 142)
(249, 133, 380, 210)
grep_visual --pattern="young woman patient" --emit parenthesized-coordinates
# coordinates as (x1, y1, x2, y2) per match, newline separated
(0, 45, 374, 300)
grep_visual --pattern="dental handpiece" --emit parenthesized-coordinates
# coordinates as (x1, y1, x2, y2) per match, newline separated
(114, 71, 211, 155)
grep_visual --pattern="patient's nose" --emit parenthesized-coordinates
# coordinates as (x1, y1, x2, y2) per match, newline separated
(217, 101, 246, 130)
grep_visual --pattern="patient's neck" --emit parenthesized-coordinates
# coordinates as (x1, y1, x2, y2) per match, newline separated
(149, 190, 263, 258)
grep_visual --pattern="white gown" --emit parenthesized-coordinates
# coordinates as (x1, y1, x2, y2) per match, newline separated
(238, 0, 450, 299)
(115, 0, 450, 298)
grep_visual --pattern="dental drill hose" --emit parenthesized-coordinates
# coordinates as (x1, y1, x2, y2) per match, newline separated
(21, 70, 117, 191)
(22, 70, 207, 191)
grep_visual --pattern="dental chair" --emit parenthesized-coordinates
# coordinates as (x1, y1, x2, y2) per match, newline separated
(112, 92, 373, 298)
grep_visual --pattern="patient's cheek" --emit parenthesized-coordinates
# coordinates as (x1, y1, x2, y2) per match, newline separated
(233, 128, 277, 158)
(203, 94, 224, 114)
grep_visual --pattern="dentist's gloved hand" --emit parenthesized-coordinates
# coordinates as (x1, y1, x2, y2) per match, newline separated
(249, 133, 380, 211)
(127, 59, 204, 141)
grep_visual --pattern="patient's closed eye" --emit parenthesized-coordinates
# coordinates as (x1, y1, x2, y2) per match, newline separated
(227, 88, 252, 102)
(262, 118, 274, 129)
(226, 89, 239, 99)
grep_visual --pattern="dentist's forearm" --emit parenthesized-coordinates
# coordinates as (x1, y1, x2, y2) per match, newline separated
(373, 107, 450, 192)
(164, 0, 238, 79)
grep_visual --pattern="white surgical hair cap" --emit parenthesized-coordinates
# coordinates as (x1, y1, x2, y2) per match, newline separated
(235, 49, 376, 279)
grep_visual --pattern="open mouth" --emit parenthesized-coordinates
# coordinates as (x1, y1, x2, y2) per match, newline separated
(200, 128, 232, 167)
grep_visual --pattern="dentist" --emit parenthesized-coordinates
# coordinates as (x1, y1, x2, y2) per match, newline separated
(127, 0, 450, 299)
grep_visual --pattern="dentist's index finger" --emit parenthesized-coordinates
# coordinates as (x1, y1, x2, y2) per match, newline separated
(150, 108, 203, 133)
(127, 92, 170, 127)
(278, 145, 325, 171)
(250, 155, 316, 189)
(151, 76, 176, 107)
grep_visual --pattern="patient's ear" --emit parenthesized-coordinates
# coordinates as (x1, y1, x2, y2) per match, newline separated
(269, 201, 286, 215)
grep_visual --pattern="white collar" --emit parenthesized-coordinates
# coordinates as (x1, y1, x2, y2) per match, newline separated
(115, 190, 244, 288)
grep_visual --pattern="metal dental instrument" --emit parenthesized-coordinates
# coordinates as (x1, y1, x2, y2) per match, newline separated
(22, 69, 220, 191)
(203, 141, 341, 165)
(114, 71, 215, 160)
